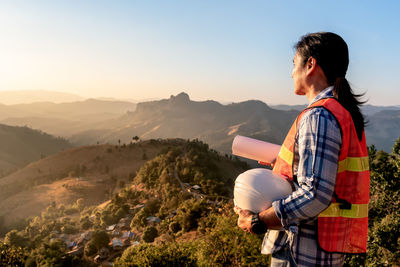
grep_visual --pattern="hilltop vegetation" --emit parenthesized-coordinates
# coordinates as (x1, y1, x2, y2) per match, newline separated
(0, 139, 269, 266)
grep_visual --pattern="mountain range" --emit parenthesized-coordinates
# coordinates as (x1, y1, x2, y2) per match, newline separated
(1, 92, 399, 153)
(69, 92, 300, 152)
(71, 92, 400, 153)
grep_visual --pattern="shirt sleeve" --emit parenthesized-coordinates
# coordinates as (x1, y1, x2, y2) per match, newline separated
(272, 108, 342, 233)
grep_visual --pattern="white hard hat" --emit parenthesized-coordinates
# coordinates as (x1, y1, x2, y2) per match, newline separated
(234, 168, 293, 213)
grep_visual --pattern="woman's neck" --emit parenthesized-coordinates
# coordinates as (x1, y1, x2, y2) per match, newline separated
(305, 80, 330, 102)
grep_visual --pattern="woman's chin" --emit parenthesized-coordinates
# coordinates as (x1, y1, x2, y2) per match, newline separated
(294, 90, 305, 96)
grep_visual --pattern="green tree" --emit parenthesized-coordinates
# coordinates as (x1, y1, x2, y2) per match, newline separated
(115, 242, 197, 266)
(0, 243, 27, 266)
(131, 209, 148, 228)
(4, 230, 27, 248)
(80, 215, 93, 230)
(75, 198, 85, 211)
(61, 224, 78, 234)
(175, 199, 208, 232)
(197, 212, 269, 266)
(169, 221, 181, 234)
(84, 240, 98, 256)
(143, 226, 158, 243)
(91, 230, 110, 251)
(29, 240, 83, 266)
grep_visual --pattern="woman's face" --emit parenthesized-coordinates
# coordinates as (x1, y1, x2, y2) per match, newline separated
(291, 52, 307, 95)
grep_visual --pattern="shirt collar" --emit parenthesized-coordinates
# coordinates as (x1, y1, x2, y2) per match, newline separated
(308, 86, 334, 106)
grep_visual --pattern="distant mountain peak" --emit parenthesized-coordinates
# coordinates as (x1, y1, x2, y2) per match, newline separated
(170, 92, 190, 104)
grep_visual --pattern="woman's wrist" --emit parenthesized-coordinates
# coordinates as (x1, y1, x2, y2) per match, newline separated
(250, 213, 268, 234)
(259, 206, 283, 230)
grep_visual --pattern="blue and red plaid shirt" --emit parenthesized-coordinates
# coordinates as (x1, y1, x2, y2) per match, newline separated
(261, 87, 346, 266)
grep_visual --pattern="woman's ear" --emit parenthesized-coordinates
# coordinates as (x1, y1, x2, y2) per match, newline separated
(306, 56, 317, 75)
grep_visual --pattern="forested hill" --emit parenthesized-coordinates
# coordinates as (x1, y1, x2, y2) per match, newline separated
(0, 124, 72, 176)
(0, 138, 268, 266)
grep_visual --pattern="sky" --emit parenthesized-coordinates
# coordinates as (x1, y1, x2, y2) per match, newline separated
(0, 1, 399, 105)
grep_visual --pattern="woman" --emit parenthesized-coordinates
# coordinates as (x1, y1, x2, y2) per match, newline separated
(236, 32, 370, 267)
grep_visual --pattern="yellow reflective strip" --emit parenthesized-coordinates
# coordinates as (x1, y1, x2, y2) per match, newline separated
(278, 145, 293, 165)
(338, 157, 369, 173)
(319, 203, 368, 219)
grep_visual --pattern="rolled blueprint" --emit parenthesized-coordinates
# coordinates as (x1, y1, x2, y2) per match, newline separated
(232, 135, 281, 164)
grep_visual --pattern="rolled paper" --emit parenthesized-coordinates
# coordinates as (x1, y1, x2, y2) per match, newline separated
(232, 135, 281, 164)
(234, 168, 292, 213)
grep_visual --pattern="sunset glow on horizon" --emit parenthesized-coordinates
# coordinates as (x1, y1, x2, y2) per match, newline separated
(0, 1, 399, 105)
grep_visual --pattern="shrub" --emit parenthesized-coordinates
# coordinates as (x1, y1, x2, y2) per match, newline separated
(175, 199, 208, 232)
(80, 216, 93, 230)
(0, 243, 27, 266)
(114, 242, 197, 266)
(84, 240, 98, 256)
(61, 224, 78, 235)
(143, 226, 158, 243)
(4, 230, 27, 248)
(169, 222, 181, 234)
(75, 198, 85, 211)
(131, 209, 149, 228)
(91, 230, 110, 249)
(101, 210, 119, 226)
(197, 212, 269, 266)
(29, 240, 83, 266)
(64, 206, 79, 215)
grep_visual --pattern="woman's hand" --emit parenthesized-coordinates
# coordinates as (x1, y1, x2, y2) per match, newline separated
(234, 206, 255, 234)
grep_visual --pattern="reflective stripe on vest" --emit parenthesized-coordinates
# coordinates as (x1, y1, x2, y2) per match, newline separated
(319, 203, 368, 218)
(277, 145, 293, 166)
(338, 156, 369, 173)
(278, 149, 369, 174)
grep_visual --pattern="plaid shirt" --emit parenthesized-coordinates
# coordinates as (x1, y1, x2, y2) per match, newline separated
(261, 87, 345, 266)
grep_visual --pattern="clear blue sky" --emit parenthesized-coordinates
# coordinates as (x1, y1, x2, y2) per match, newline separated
(0, 0, 399, 105)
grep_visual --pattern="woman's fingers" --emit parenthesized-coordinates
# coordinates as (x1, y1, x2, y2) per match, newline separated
(258, 161, 271, 166)
(234, 206, 241, 214)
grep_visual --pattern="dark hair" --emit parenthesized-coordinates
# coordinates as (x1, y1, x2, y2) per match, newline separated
(295, 32, 366, 140)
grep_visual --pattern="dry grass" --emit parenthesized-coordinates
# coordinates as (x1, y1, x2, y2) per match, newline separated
(0, 141, 167, 228)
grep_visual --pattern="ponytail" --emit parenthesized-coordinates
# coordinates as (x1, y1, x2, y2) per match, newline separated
(333, 77, 366, 140)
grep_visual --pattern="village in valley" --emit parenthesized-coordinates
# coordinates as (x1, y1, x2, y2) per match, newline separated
(58, 179, 210, 266)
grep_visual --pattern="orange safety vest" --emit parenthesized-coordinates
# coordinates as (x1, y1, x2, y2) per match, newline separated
(273, 97, 369, 253)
